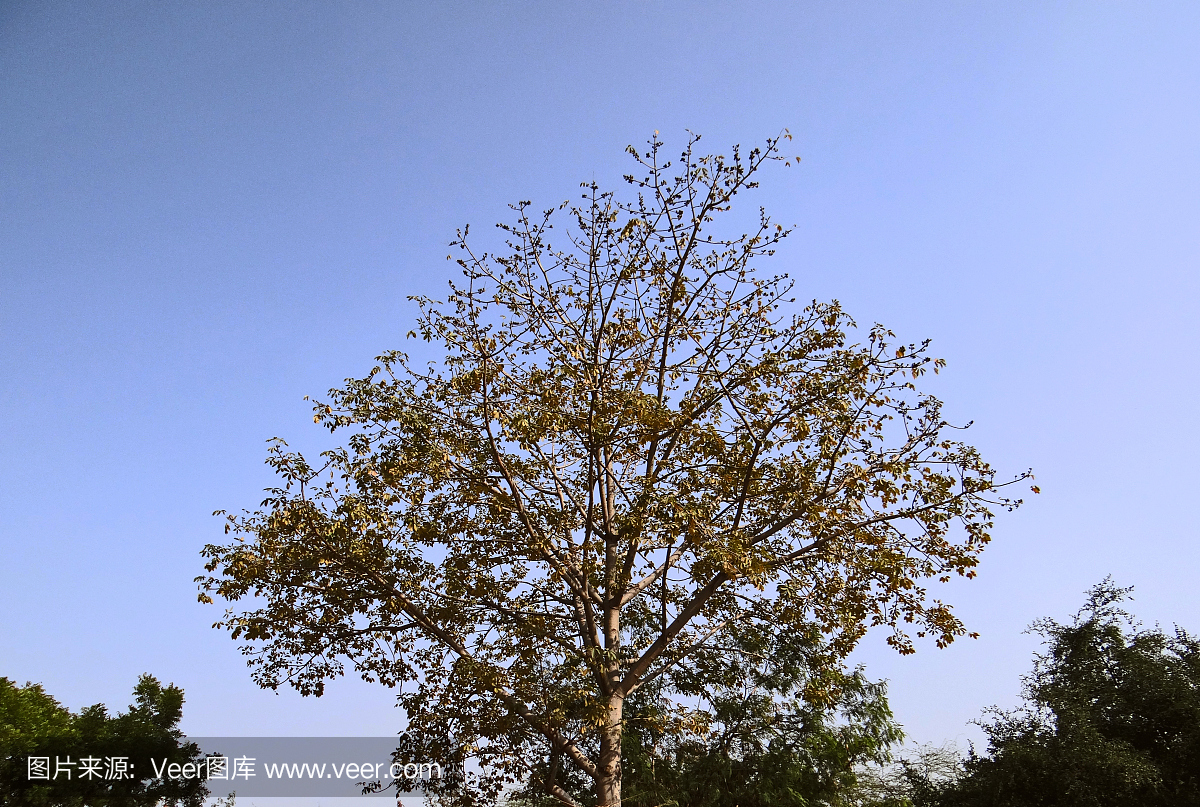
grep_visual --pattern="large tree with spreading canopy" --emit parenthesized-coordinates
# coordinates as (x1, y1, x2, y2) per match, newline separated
(199, 133, 1029, 807)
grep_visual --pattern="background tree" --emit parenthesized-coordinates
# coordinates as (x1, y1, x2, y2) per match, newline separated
(854, 744, 964, 807)
(199, 133, 1029, 806)
(615, 624, 903, 807)
(0, 674, 206, 807)
(905, 580, 1200, 807)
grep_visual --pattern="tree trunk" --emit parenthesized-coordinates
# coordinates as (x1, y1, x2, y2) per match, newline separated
(596, 690, 624, 806)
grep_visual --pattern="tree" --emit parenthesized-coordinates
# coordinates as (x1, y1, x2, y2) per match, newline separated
(617, 633, 903, 807)
(851, 743, 964, 807)
(0, 675, 206, 807)
(910, 580, 1200, 807)
(199, 132, 1029, 806)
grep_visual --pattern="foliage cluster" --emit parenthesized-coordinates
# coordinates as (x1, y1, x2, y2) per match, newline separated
(512, 621, 904, 807)
(894, 581, 1200, 807)
(0, 675, 205, 807)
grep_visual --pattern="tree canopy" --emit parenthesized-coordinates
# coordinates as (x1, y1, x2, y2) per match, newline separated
(199, 132, 1028, 806)
(902, 580, 1200, 807)
(0, 675, 206, 807)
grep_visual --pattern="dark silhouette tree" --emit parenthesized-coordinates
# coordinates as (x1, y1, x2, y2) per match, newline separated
(910, 580, 1200, 807)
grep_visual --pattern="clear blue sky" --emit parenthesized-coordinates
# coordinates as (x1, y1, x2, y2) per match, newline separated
(3, 1, 1198, 750)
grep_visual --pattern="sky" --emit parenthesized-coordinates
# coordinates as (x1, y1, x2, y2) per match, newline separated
(2, 0, 1199, 757)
